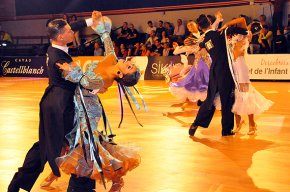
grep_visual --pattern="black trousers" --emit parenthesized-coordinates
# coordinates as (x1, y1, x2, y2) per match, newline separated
(8, 142, 42, 191)
(8, 142, 95, 192)
(67, 174, 95, 192)
(193, 89, 234, 136)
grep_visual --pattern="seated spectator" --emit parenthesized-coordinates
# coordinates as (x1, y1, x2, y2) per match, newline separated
(131, 42, 142, 56)
(145, 20, 156, 41)
(248, 20, 262, 54)
(93, 41, 104, 56)
(259, 14, 270, 28)
(117, 22, 129, 46)
(155, 20, 166, 40)
(164, 22, 174, 37)
(112, 40, 120, 56)
(145, 30, 158, 47)
(0, 30, 13, 44)
(161, 31, 170, 44)
(119, 43, 128, 57)
(162, 42, 174, 56)
(62, 13, 70, 23)
(150, 39, 163, 56)
(127, 23, 139, 46)
(70, 14, 81, 47)
(258, 25, 273, 53)
(273, 28, 288, 53)
(172, 19, 185, 42)
(140, 44, 151, 56)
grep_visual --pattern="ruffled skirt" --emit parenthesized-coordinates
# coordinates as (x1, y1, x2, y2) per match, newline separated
(56, 139, 141, 182)
(232, 85, 273, 115)
(169, 58, 209, 102)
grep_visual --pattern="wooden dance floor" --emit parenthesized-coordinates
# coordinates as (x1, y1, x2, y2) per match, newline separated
(0, 77, 289, 192)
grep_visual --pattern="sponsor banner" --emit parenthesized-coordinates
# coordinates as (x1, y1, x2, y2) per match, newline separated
(246, 54, 290, 80)
(1, 55, 289, 80)
(144, 56, 195, 80)
(0, 56, 48, 77)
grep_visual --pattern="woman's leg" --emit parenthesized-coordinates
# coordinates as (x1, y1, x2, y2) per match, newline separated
(109, 174, 124, 192)
(248, 114, 257, 135)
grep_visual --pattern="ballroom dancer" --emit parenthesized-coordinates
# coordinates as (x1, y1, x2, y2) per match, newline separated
(189, 14, 235, 137)
(42, 14, 142, 192)
(220, 17, 273, 135)
(7, 12, 99, 192)
(165, 21, 210, 109)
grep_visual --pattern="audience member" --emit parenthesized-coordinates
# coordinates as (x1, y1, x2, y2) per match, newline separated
(273, 28, 288, 53)
(258, 25, 273, 53)
(0, 30, 12, 44)
(119, 43, 128, 57)
(259, 14, 270, 27)
(155, 20, 166, 40)
(145, 20, 156, 41)
(173, 19, 185, 39)
(161, 31, 170, 44)
(164, 22, 174, 37)
(117, 22, 129, 46)
(140, 44, 151, 56)
(145, 30, 158, 47)
(162, 42, 174, 56)
(93, 41, 104, 56)
(150, 39, 163, 56)
(70, 14, 81, 48)
(127, 23, 139, 46)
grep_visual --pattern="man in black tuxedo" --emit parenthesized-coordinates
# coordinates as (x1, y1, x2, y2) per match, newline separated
(189, 14, 235, 137)
(8, 12, 98, 192)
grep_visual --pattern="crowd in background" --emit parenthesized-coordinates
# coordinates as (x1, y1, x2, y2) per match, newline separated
(1, 12, 290, 56)
(76, 13, 290, 57)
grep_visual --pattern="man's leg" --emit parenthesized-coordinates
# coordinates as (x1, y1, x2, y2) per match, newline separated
(67, 174, 95, 192)
(219, 90, 235, 136)
(8, 142, 43, 192)
(189, 99, 215, 136)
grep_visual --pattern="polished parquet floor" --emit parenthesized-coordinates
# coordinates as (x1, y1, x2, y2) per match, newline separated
(0, 77, 290, 192)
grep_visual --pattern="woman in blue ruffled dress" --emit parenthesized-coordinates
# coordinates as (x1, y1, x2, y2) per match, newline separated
(165, 21, 211, 109)
(41, 13, 141, 192)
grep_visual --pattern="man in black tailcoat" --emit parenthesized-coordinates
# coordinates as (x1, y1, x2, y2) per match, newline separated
(8, 12, 99, 192)
(189, 14, 235, 137)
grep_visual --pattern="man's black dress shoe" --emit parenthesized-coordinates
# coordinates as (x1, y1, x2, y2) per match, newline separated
(222, 132, 235, 136)
(189, 124, 198, 136)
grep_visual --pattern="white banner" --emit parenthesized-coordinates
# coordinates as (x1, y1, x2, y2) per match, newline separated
(246, 54, 290, 80)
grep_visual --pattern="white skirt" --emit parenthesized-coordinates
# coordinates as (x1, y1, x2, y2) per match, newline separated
(232, 85, 273, 115)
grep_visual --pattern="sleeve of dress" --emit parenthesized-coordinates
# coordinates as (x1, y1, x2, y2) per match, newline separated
(63, 62, 104, 90)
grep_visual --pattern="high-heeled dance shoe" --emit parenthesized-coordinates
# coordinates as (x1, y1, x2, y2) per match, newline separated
(40, 172, 58, 187)
(109, 178, 124, 192)
(232, 120, 245, 133)
(247, 123, 257, 135)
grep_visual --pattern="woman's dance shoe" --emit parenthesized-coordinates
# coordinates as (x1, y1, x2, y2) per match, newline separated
(247, 123, 257, 135)
(109, 178, 124, 192)
(40, 172, 58, 187)
(232, 120, 245, 133)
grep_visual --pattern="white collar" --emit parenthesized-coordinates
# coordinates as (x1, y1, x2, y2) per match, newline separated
(203, 28, 214, 35)
(192, 31, 200, 38)
(52, 43, 69, 54)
